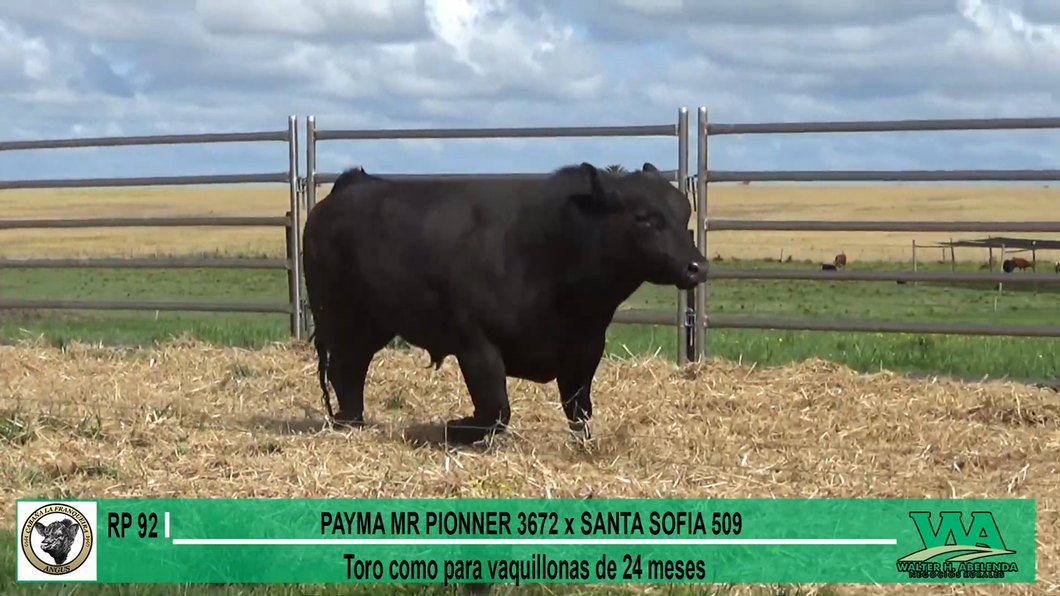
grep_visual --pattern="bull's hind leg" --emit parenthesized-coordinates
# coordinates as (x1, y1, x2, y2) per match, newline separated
(446, 342, 511, 445)
(328, 327, 393, 427)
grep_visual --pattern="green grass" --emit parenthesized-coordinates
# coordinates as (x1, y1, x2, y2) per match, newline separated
(0, 258, 1057, 381)
(0, 531, 837, 596)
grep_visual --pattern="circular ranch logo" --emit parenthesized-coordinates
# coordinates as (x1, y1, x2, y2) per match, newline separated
(20, 503, 94, 575)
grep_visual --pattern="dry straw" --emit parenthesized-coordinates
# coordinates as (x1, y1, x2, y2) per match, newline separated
(1, 338, 1056, 595)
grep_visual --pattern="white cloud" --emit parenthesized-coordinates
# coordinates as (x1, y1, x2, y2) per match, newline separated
(1, 0, 1060, 181)
(195, 0, 429, 41)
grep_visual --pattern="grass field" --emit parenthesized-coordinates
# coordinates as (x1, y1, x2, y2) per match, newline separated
(1, 257, 1056, 381)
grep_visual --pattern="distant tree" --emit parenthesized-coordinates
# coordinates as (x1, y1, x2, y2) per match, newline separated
(604, 164, 627, 174)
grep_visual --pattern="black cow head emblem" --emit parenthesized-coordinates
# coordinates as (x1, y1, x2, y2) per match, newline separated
(34, 518, 80, 565)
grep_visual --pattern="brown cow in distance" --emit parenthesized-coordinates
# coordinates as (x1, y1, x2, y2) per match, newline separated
(1002, 257, 1034, 273)
(834, 253, 847, 268)
(1011, 257, 1034, 271)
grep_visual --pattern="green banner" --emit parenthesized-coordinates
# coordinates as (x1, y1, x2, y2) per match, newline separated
(14, 498, 1035, 584)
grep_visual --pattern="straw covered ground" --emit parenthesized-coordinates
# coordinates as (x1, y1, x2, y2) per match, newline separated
(0, 339, 1057, 595)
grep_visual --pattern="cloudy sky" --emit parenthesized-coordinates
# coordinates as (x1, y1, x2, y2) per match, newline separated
(3, 0, 1060, 183)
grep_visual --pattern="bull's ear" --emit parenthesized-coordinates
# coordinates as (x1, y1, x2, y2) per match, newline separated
(64, 520, 80, 538)
(572, 162, 619, 214)
(33, 522, 45, 536)
(642, 162, 659, 174)
(579, 162, 603, 194)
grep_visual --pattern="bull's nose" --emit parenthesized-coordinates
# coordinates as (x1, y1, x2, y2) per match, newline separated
(686, 261, 708, 282)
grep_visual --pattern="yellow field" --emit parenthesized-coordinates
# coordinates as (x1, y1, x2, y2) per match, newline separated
(2, 183, 1058, 264)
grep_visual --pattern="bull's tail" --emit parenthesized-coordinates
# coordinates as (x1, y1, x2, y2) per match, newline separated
(303, 168, 375, 422)
(314, 326, 334, 420)
(302, 225, 335, 421)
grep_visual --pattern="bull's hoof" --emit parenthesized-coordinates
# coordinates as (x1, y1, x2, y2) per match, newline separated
(568, 419, 592, 442)
(331, 411, 366, 429)
(444, 416, 505, 446)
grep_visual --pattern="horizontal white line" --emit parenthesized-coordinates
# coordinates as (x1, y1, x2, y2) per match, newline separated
(172, 538, 896, 546)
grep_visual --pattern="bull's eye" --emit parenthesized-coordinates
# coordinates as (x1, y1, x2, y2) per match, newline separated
(635, 211, 663, 229)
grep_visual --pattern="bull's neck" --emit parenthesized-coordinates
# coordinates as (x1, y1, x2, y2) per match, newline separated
(557, 233, 642, 315)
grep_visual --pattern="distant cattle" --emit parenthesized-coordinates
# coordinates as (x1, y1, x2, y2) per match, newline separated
(1003, 257, 1033, 273)
(302, 162, 708, 445)
(834, 253, 847, 268)
(1054, 261, 1060, 274)
(821, 263, 837, 271)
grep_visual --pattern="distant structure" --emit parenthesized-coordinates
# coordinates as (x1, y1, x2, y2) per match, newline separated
(933, 236, 1060, 270)
(934, 237, 1060, 253)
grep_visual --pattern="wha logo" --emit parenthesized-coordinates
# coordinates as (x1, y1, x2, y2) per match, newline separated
(896, 511, 1018, 579)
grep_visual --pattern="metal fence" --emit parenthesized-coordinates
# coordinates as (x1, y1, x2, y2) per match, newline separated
(0, 116, 304, 340)
(696, 109, 1060, 359)
(303, 109, 703, 364)
(6, 109, 1060, 363)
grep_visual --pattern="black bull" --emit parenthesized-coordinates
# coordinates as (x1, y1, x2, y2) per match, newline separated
(302, 161, 708, 445)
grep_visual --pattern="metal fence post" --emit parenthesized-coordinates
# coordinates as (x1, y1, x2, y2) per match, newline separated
(303, 116, 317, 338)
(676, 107, 692, 365)
(286, 115, 303, 340)
(695, 107, 709, 360)
(297, 176, 312, 335)
(306, 116, 318, 213)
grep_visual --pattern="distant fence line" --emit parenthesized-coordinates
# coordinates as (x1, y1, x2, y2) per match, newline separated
(0, 117, 305, 340)
(4, 110, 1060, 362)
(697, 109, 1060, 358)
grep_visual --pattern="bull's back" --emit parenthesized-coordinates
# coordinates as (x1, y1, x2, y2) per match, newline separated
(326, 178, 564, 351)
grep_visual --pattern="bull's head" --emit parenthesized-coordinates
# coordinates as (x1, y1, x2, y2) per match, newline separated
(34, 518, 80, 565)
(575, 162, 707, 290)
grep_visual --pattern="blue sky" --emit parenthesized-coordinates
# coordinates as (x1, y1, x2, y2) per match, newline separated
(3, 0, 1060, 182)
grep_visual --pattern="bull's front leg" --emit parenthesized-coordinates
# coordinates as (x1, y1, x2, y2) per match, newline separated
(447, 341, 511, 445)
(557, 375, 593, 442)
(556, 334, 605, 442)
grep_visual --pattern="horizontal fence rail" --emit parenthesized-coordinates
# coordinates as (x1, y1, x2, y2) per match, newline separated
(612, 309, 681, 326)
(707, 169, 1060, 183)
(697, 107, 1060, 361)
(706, 220, 1060, 232)
(315, 170, 680, 184)
(0, 115, 304, 339)
(315, 124, 677, 141)
(707, 268, 1060, 284)
(0, 216, 289, 230)
(0, 299, 292, 314)
(0, 173, 289, 190)
(706, 116, 1060, 136)
(705, 316, 1060, 338)
(0, 130, 289, 152)
(306, 109, 698, 363)
(0, 257, 288, 270)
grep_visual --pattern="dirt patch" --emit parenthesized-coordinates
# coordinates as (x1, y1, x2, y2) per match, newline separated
(0, 339, 1056, 595)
